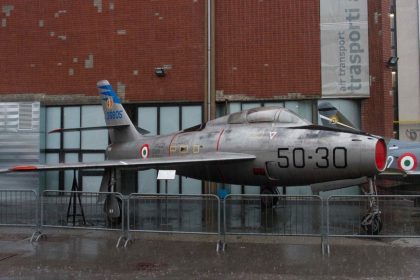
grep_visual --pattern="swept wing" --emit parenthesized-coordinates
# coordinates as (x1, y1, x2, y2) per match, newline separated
(0, 152, 256, 173)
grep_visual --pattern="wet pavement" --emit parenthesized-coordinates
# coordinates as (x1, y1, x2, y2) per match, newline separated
(1, 228, 420, 279)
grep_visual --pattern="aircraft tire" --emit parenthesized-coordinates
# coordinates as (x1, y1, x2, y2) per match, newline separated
(104, 195, 122, 226)
(361, 214, 383, 235)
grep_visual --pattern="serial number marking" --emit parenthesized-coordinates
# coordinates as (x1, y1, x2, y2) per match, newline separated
(106, 110, 123, 120)
(277, 147, 347, 169)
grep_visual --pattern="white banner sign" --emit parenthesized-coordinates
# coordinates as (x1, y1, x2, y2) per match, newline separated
(321, 0, 370, 97)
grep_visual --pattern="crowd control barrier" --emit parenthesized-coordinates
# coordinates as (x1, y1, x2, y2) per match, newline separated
(0, 189, 38, 227)
(41, 190, 125, 244)
(126, 193, 221, 249)
(223, 194, 325, 253)
(326, 195, 420, 254)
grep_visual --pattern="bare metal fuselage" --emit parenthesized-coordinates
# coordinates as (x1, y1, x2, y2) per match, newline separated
(106, 122, 382, 187)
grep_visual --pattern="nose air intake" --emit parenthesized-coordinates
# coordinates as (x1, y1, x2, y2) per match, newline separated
(375, 139, 387, 171)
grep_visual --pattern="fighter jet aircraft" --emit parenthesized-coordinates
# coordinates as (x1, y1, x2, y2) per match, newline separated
(0, 81, 387, 233)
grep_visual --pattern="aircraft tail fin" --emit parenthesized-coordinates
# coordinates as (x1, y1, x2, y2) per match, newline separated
(318, 102, 359, 132)
(97, 80, 141, 143)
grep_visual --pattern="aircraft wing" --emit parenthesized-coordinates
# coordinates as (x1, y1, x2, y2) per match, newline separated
(0, 152, 256, 173)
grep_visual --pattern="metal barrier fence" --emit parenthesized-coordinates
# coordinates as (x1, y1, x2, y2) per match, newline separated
(0, 189, 38, 227)
(127, 194, 220, 236)
(4, 190, 420, 255)
(224, 194, 323, 237)
(326, 195, 420, 254)
(327, 195, 420, 237)
(41, 190, 124, 233)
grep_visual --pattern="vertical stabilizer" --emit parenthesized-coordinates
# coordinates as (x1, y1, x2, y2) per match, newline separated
(97, 80, 140, 143)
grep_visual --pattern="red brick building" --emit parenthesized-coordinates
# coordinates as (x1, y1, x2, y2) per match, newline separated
(0, 0, 394, 194)
(0, 0, 393, 135)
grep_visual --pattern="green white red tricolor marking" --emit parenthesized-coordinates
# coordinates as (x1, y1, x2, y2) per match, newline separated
(140, 144, 149, 159)
(398, 152, 417, 171)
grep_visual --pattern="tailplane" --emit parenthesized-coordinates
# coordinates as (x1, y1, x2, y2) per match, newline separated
(318, 102, 358, 132)
(97, 80, 141, 143)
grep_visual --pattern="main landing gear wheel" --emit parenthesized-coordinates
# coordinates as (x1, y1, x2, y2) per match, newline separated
(360, 177, 383, 235)
(260, 187, 279, 209)
(104, 194, 122, 225)
(361, 212, 383, 235)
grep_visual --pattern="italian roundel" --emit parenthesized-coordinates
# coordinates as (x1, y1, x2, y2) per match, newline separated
(140, 144, 150, 159)
(398, 152, 418, 171)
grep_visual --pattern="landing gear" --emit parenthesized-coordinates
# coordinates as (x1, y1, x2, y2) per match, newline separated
(102, 168, 123, 225)
(361, 212, 382, 235)
(260, 187, 279, 209)
(361, 177, 383, 235)
(104, 194, 122, 225)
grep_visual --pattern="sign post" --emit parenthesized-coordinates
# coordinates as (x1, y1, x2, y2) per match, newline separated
(157, 170, 176, 228)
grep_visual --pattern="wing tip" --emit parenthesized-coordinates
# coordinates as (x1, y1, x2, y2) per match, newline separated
(10, 165, 39, 172)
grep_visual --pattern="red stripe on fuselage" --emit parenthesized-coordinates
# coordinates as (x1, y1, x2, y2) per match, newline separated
(216, 129, 225, 151)
(168, 133, 179, 156)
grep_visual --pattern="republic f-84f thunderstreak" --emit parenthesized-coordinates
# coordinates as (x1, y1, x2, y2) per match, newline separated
(1, 81, 387, 231)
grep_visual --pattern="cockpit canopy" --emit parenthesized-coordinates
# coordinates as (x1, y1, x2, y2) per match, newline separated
(227, 107, 311, 126)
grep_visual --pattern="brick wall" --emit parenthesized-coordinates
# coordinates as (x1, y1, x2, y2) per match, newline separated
(0, 0, 205, 102)
(0, 0, 393, 138)
(215, 0, 321, 99)
(361, 0, 394, 138)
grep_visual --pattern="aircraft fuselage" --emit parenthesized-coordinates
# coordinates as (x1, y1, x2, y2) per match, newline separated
(106, 122, 384, 187)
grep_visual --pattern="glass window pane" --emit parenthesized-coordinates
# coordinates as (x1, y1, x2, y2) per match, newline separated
(81, 105, 107, 150)
(64, 153, 79, 190)
(45, 153, 59, 190)
(181, 106, 202, 129)
(285, 186, 312, 195)
(81, 130, 108, 150)
(229, 184, 242, 194)
(216, 104, 228, 117)
(244, 185, 260, 194)
(64, 107, 80, 149)
(264, 102, 284, 108)
(46, 107, 61, 149)
(138, 107, 157, 136)
(159, 176, 180, 194)
(228, 103, 241, 113)
(241, 103, 262, 110)
(81, 105, 105, 127)
(181, 177, 202, 194)
(83, 153, 104, 162)
(285, 101, 313, 122)
(138, 170, 157, 193)
(82, 176, 102, 192)
(160, 107, 179, 135)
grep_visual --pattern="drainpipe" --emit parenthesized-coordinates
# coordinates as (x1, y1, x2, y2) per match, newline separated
(206, 0, 215, 121)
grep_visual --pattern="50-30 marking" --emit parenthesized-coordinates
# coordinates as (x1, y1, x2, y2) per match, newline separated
(277, 147, 347, 169)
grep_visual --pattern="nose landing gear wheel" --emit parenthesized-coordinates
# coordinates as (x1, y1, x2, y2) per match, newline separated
(360, 178, 383, 235)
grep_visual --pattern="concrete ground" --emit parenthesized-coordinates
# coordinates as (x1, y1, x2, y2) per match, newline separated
(1, 228, 420, 279)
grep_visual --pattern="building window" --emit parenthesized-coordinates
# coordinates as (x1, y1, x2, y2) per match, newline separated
(41, 105, 107, 191)
(137, 104, 203, 194)
(217, 100, 315, 123)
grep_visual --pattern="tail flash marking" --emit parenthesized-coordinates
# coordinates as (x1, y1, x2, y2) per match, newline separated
(96, 80, 141, 143)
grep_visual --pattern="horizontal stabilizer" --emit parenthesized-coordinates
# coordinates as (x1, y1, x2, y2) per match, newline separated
(310, 177, 368, 194)
(2, 152, 256, 173)
(49, 125, 150, 135)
